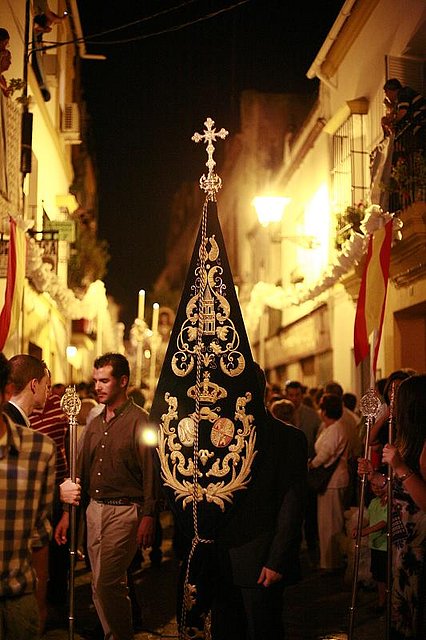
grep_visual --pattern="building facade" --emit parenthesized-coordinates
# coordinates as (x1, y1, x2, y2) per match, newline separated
(241, 0, 426, 394)
(0, 0, 118, 382)
(156, 0, 426, 395)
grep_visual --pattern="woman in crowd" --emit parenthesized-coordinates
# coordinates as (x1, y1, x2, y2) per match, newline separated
(309, 393, 351, 572)
(367, 368, 415, 472)
(359, 374, 426, 639)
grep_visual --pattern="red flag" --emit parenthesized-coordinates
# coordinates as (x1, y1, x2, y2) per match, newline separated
(354, 220, 393, 373)
(0, 218, 26, 349)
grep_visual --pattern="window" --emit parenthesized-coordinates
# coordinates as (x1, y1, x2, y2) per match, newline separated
(331, 114, 370, 216)
(386, 56, 426, 95)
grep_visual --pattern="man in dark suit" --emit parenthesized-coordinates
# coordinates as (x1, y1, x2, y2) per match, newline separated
(3, 354, 50, 427)
(211, 366, 308, 639)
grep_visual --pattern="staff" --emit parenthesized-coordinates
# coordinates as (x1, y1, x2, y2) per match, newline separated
(60, 386, 82, 640)
(385, 382, 396, 640)
(348, 388, 380, 640)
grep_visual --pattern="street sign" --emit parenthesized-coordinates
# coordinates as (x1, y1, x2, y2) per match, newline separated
(44, 219, 76, 242)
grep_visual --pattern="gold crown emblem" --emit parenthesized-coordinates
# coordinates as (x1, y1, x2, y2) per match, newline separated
(187, 371, 227, 404)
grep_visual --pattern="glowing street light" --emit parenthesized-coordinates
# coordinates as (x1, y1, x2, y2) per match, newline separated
(66, 345, 78, 361)
(253, 195, 319, 249)
(252, 196, 291, 227)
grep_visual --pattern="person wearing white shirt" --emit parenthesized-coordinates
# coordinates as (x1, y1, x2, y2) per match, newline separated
(309, 393, 351, 571)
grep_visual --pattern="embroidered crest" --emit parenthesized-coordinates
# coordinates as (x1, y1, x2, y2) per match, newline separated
(157, 391, 257, 512)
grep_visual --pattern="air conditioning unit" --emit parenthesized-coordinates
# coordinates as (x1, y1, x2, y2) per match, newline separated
(61, 103, 81, 144)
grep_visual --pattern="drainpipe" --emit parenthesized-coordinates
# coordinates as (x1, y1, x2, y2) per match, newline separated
(20, 0, 33, 177)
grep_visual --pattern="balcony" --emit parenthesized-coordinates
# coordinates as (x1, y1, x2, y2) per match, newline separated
(389, 201, 426, 286)
(388, 126, 426, 213)
(341, 123, 426, 298)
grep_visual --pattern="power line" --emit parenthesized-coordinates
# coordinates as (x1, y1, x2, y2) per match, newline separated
(86, 0, 250, 45)
(28, 0, 250, 55)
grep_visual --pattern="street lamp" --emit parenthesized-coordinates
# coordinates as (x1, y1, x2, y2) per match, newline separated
(252, 195, 319, 248)
(252, 196, 291, 227)
(251, 196, 292, 369)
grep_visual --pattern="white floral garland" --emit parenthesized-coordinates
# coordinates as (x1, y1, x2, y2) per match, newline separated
(26, 236, 110, 319)
(243, 205, 403, 334)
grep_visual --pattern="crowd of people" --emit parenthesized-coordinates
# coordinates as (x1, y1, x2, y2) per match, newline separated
(1, 351, 425, 640)
(267, 370, 426, 640)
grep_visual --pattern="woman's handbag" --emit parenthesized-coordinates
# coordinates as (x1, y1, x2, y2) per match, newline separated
(307, 456, 341, 494)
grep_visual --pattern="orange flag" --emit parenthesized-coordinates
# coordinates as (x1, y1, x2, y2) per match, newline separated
(0, 218, 27, 349)
(354, 220, 393, 374)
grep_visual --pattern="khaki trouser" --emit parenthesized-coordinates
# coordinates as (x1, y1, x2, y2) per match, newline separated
(87, 500, 141, 640)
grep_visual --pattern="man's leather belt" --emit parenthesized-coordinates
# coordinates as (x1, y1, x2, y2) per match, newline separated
(95, 497, 141, 506)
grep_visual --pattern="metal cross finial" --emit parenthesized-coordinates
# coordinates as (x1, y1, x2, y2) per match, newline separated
(192, 117, 228, 197)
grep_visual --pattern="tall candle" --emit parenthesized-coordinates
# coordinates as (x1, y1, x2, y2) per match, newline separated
(152, 302, 159, 334)
(138, 289, 145, 320)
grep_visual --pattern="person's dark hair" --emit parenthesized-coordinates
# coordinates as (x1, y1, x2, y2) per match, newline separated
(315, 387, 324, 406)
(375, 377, 387, 399)
(302, 395, 314, 408)
(342, 392, 357, 412)
(94, 352, 130, 384)
(319, 393, 343, 420)
(324, 381, 343, 397)
(0, 352, 10, 394)
(383, 78, 402, 91)
(383, 368, 416, 405)
(52, 382, 66, 396)
(268, 393, 284, 406)
(0, 28, 10, 43)
(8, 354, 49, 392)
(285, 380, 303, 391)
(270, 398, 295, 424)
(396, 374, 426, 471)
(34, 14, 48, 29)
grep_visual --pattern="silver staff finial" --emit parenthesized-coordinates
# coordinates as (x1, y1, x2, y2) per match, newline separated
(359, 388, 381, 418)
(192, 117, 228, 197)
(60, 385, 82, 418)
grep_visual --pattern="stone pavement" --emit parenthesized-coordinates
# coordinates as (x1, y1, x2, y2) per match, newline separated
(43, 512, 386, 640)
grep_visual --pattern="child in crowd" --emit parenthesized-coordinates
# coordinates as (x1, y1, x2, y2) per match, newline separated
(352, 472, 388, 613)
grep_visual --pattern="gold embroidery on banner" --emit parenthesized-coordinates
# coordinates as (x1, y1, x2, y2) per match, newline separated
(206, 234, 219, 261)
(160, 393, 194, 479)
(198, 406, 220, 423)
(178, 417, 196, 447)
(198, 449, 214, 466)
(210, 417, 234, 448)
(184, 583, 197, 612)
(171, 236, 245, 378)
(231, 392, 254, 451)
(158, 392, 257, 512)
(187, 371, 227, 404)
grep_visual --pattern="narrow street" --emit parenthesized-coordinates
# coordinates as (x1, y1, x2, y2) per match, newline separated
(44, 512, 385, 640)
